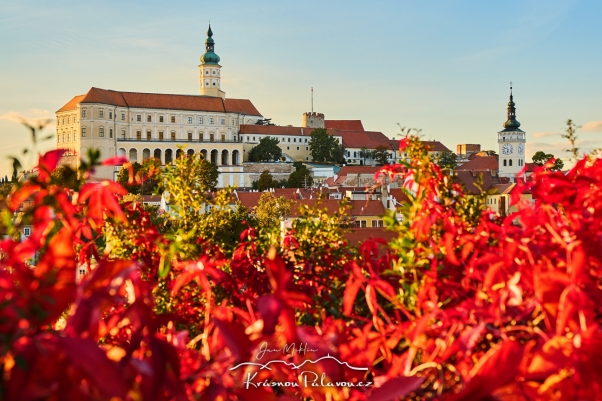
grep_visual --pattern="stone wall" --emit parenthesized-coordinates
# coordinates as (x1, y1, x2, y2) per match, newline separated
(243, 163, 295, 174)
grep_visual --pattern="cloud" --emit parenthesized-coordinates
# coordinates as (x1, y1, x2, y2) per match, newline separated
(0, 109, 55, 127)
(582, 120, 602, 132)
(532, 131, 560, 138)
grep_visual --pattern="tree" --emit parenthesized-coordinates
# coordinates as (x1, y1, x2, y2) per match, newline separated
(372, 145, 390, 166)
(254, 192, 294, 228)
(358, 147, 373, 165)
(308, 128, 345, 163)
(532, 151, 564, 171)
(288, 165, 313, 188)
(248, 136, 282, 162)
(116, 159, 161, 195)
(253, 170, 279, 191)
(436, 150, 458, 170)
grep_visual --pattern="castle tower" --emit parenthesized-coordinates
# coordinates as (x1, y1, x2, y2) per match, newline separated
(498, 86, 526, 182)
(302, 112, 325, 128)
(199, 24, 225, 98)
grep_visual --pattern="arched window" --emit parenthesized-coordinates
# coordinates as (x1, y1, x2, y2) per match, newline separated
(503, 159, 507, 166)
(509, 159, 513, 166)
(99, 127, 104, 137)
(171, 132, 176, 140)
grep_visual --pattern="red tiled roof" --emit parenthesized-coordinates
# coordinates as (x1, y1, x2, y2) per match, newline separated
(344, 228, 397, 248)
(455, 155, 499, 171)
(239, 125, 338, 137)
(454, 170, 495, 194)
(340, 131, 392, 150)
(233, 192, 264, 209)
(324, 120, 364, 131)
(57, 87, 262, 116)
(57, 94, 86, 112)
(491, 183, 515, 194)
(288, 199, 385, 218)
(421, 141, 451, 152)
(388, 188, 410, 204)
(390, 139, 400, 152)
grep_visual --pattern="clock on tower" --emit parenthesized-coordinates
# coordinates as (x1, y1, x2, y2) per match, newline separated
(498, 85, 526, 182)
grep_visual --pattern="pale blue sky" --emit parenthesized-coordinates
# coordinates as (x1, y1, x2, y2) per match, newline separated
(1, 0, 601, 176)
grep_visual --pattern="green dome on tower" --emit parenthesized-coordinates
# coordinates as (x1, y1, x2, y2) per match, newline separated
(501, 86, 522, 132)
(200, 24, 220, 65)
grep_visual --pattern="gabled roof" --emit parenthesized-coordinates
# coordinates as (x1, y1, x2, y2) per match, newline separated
(388, 188, 410, 204)
(57, 87, 262, 116)
(239, 125, 338, 137)
(340, 130, 392, 150)
(324, 120, 364, 131)
(421, 141, 451, 152)
(455, 155, 499, 171)
(454, 170, 495, 194)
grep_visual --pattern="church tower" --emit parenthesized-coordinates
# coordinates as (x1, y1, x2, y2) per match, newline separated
(498, 86, 526, 181)
(199, 24, 225, 98)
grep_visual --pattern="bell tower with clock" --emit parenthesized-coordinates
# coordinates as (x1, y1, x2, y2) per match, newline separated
(498, 85, 526, 182)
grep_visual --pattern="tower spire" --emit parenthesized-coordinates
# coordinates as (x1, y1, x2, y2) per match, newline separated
(503, 83, 520, 130)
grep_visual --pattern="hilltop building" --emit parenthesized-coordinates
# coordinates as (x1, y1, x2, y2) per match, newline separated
(498, 87, 527, 181)
(55, 25, 264, 183)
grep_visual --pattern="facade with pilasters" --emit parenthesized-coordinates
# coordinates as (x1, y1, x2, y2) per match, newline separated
(55, 25, 263, 181)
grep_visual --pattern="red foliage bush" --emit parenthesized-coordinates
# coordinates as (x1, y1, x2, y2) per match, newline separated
(1, 142, 601, 400)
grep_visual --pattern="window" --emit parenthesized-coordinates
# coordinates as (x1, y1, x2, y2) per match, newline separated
(210, 134, 215, 141)
(253, 136, 256, 141)
(509, 159, 513, 166)
(159, 131, 164, 140)
(147, 131, 151, 140)
(62, 134, 65, 142)
(136, 131, 141, 140)
(356, 220, 367, 228)
(306, 157, 309, 161)
(287, 146, 290, 150)
(99, 127, 104, 137)
(82, 109, 86, 118)
(147, 115, 152, 122)
(81, 127, 86, 137)
(68, 134, 70, 142)
(74, 116, 77, 123)
(205, 81, 209, 86)
(205, 69, 209, 74)
(297, 147, 299, 150)
(122, 129, 126, 138)
(306, 147, 309, 150)
(199, 117, 204, 124)
(67, 117, 70, 124)
(137, 115, 141, 122)
(246, 136, 249, 141)
(171, 132, 175, 140)
(287, 138, 291, 143)
(212, 70, 216, 75)
(188, 117, 192, 124)
(99, 110, 104, 118)
(58, 135, 60, 143)
(121, 113, 125, 121)
(188, 132, 192, 141)
(371, 220, 384, 228)
(294, 138, 297, 143)
(221, 135, 225, 142)
(221, 118, 225, 125)
(170, 116, 176, 123)
(503, 159, 507, 166)
(209, 117, 214, 125)
(24, 228, 30, 237)
(109, 112, 112, 119)
(199, 133, 204, 141)
(354, 151, 357, 158)
(305, 138, 308, 143)
(159, 116, 164, 123)
(109, 128, 113, 138)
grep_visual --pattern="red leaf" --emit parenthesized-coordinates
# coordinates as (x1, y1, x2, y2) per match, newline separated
(214, 318, 251, 361)
(59, 336, 129, 399)
(448, 340, 524, 401)
(258, 295, 283, 335)
(344, 276, 363, 316)
(367, 376, 423, 401)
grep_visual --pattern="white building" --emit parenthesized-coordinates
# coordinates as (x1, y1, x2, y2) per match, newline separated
(498, 87, 527, 182)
